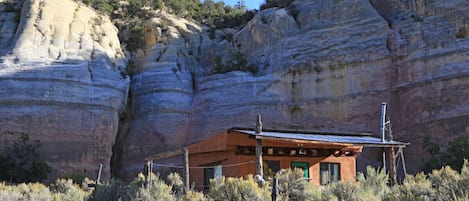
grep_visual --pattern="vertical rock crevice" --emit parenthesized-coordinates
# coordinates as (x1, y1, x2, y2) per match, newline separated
(111, 81, 133, 178)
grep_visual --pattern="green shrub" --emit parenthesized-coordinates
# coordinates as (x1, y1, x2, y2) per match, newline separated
(167, 172, 185, 198)
(322, 166, 391, 201)
(323, 181, 380, 201)
(384, 173, 435, 201)
(461, 160, 469, 192)
(275, 169, 321, 201)
(20, 183, 52, 201)
(0, 183, 23, 201)
(0, 182, 52, 201)
(87, 180, 121, 201)
(121, 173, 175, 201)
(1, 163, 469, 201)
(260, 0, 295, 10)
(1, 2, 16, 12)
(422, 134, 468, 173)
(63, 173, 87, 185)
(182, 190, 206, 201)
(208, 175, 270, 201)
(87, 184, 112, 201)
(123, 19, 145, 52)
(0, 133, 50, 183)
(79, 0, 253, 29)
(50, 178, 88, 201)
(445, 136, 469, 172)
(356, 166, 389, 199)
(429, 164, 469, 201)
(212, 52, 258, 75)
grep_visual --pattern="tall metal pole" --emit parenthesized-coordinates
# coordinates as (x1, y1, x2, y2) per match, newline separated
(381, 102, 387, 170)
(184, 148, 190, 192)
(255, 115, 263, 177)
(381, 102, 387, 142)
(96, 163, 103, 185)
(381, 102, 398, 185)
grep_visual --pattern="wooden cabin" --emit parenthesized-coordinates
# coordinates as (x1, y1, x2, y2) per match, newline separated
(185, 127, 408, 190)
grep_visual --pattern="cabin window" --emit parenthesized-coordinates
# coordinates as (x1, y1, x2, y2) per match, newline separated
(203, 164, 222, 190)
(320, 162, 340, 185)
(263, 160, 280, 178)
(291, 162, 310, 178)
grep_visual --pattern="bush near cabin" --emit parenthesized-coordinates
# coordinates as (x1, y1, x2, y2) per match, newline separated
(0, 161, 468, 201)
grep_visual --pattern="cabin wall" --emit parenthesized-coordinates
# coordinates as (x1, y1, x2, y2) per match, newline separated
(189, 150, 241, 190)
(263, 155, 356, 185)
(189, 150, 357, 188)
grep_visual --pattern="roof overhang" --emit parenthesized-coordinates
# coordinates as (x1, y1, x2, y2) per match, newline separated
(229, 128, 409, 148)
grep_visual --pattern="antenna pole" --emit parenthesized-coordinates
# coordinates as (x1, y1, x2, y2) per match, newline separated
(380, 103, 387, 170)
(381, 102, 387, 142)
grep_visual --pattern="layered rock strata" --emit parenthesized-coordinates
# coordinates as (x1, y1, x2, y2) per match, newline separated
(0, 0, 129, 179)
(117, 0, 469, 176)
(0, 0, 468, 179)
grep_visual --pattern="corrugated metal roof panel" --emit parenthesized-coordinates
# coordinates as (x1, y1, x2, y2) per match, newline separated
(233, 129, 409, 147)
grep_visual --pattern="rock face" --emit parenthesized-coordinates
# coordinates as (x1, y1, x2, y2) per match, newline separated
(115, 0, 394, 176)
(369, 0, 469, 164)
(0, 0, 129, 179)
(116, 0, 469, 177)
(1, 0, 468, 180)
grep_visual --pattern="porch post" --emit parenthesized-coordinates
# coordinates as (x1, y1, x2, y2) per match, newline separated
(255, 115, 263, 177)
(147, 160, 152, 190)
(387, 147, 397, 185)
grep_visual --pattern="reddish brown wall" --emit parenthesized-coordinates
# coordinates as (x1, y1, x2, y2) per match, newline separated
(189, 150, 242, 190)
(189, 151, 356, 188)
(187, 131, 359, 189)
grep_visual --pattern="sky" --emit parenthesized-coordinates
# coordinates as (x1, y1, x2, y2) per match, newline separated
(215, 0, 266, 10)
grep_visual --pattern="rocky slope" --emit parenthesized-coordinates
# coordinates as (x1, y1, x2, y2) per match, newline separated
(0, 0, 468, 180)
(0, 0, 129, 179)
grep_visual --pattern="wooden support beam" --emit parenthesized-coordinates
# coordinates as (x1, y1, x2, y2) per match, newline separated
(147, 160, 153, 190)
(255, 115, 263, 177)
(387, 147, 397, 186)
(399, 147, 407, 175)
(255, 137, 263, 177)
(382, 148, 386, 171)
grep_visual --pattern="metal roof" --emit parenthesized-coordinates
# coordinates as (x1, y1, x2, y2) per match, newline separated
(232, 128, 409, 147)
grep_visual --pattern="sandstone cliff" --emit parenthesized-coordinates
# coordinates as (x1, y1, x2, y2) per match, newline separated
(115, 0, 469, 177)
(0, 0, 129, 179)
(0, 0, 468, 180)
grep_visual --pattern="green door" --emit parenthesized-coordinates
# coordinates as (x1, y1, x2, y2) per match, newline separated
(291, 162, 309, 178)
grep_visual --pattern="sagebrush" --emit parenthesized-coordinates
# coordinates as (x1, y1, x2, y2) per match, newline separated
(0, 161, 468, 201)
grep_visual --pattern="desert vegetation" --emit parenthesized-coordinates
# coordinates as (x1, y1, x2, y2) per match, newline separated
(260, 0, 295, 10)
(79, 0, 254, 28)
(76, 0, 255, 53)
(422, 134, 469, 173)
(213, 52, 258, 75)
(0, 133, 50, 183)
(0, 162, 468, 201)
